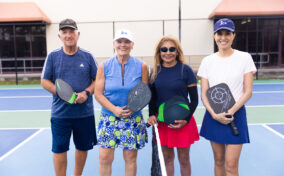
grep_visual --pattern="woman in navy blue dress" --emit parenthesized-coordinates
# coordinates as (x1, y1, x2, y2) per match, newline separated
(197, 18, 256, 176)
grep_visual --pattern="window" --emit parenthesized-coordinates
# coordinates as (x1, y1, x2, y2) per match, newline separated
(0, 24, 47, 73)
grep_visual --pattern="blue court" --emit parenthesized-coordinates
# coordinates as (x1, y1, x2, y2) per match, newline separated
(0, 82, 284, 175)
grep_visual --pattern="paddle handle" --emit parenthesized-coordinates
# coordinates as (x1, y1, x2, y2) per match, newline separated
(226, 115, 239, 136)
(230, 121, 240, 136)
(154, 124, 168, 176)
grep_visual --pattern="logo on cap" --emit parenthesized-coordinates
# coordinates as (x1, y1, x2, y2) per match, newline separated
(114, 29, 134, 42)
(220, 20, 227, 25)
(214, 18, 235, 33)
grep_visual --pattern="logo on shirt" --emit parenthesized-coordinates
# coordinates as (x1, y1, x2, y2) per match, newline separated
(80, 63, 84, 68)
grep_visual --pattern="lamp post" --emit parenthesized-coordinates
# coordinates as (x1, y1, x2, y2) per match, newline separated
(178, 0, 181, 42)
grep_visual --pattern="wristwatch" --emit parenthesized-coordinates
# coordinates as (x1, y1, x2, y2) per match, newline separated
(84, 90, 91, 97)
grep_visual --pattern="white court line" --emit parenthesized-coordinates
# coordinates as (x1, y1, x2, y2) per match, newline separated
(196, 124, 284, 127)
(253, 83, 284, 85)
(195, 105, 284, 108)
(0, 88, 42, 90)
(262, 124, 284, 139)
(0, 96, 51, 99)
(0, 127, 49, 130)
(0, 108, 102, 112)
(245, 105, 284, 108)
(249, 123, 284, 126)
(0, 128, 45, 161)
(0, 110, 51, 112)
(253, 91, 284, 93)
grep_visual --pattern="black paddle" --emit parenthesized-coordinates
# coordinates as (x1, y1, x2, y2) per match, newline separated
(55, 78, 77, 104)
(157, 96, 191, 124)
(125, 81, 151, 112)
(206, 83, 239, 136)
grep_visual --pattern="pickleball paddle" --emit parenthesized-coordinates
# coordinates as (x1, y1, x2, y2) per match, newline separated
(157, 96, 191, 124)
(206, 83, 239, 136)
(125, 82, 152, 112)
(55, 78, 76, 104)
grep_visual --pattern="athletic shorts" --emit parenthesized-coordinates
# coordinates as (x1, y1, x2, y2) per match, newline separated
(51, 116, 97, 153)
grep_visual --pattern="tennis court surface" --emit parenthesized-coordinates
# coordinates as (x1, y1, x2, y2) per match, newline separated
(0, 80, 284, 176)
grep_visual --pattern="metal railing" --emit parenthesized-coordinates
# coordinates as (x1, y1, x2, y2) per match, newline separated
(0, 55, 201, 75)
(0, 57, 45, 74)
(250, 52, 278, 68)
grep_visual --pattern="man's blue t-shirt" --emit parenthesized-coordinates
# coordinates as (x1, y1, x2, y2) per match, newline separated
(41, 47, 98, 118)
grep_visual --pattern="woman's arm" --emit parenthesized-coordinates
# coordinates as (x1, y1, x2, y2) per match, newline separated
(142, 63, 149, 84)
(185, 83, 198, 122)
(228, 72, 254, 115)
(147, 82, 158, 126)
(200, 78, 215, 117)
(95, 63, 128, 117)
(94, 64, 111, 109)
(168, 83, 199, 129)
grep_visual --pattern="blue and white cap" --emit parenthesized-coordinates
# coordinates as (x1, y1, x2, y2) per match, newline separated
(214, 18, 235, 33)
(114, 29, 134, 42)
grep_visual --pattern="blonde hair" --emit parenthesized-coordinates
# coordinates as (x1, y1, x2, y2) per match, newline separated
(150, 35, 186, 83)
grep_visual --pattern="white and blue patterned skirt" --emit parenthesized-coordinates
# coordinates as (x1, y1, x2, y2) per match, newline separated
(97, 113, 148, 150)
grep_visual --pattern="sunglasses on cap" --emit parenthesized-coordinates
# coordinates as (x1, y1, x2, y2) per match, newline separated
(160, 47, 176, 53)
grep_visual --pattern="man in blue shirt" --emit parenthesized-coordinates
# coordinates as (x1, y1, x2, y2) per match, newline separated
(41, 19, 98, 176)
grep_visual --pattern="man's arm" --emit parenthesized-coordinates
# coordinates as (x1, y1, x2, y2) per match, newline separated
(41, 78, 56, 95)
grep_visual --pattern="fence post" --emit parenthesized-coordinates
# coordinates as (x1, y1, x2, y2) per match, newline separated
(13, 24, 19, 85)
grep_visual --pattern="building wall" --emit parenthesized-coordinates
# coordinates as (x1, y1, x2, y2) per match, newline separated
(4, 0, 222, 67)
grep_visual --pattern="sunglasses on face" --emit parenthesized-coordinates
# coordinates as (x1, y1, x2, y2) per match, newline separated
(160, 47, 176, 53)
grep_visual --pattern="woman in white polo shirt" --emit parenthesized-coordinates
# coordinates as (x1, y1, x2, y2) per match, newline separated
(197, 18, 256, 176)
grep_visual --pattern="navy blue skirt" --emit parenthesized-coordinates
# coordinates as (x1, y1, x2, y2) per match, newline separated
(200, 106, 250, 144)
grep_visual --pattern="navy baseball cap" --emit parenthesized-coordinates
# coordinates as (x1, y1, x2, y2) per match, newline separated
(214, 18, 235, 33)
